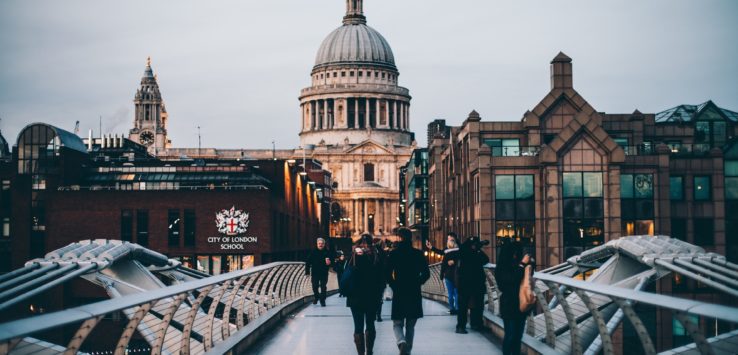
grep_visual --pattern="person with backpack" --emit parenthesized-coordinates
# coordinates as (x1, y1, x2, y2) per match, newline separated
(495, 241, 535, 355)
(343, 233, 385, 355)
(386, 227, 430, 355)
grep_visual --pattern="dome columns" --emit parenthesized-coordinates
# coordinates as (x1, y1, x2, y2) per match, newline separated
(300, 96, 409, 133)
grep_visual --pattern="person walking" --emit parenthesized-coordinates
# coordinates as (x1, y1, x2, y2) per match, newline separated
(495, 242, 534, 355)
(425, 233, 460, 314)
(386, 227, 430, 355)
(345, 233, 385, 355)
(305, 237, 332, 306)
(334, 251, 347, 297)
(455, 236, 490, 334)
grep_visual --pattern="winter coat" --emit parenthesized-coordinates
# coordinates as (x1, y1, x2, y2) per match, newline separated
(440, 248, 460, 284)
(305, 248, 333, 278)
(495, 264, 526, 320)
(333, 258, 346, 275)
(345, 252, 385, 311)
(386, 244, 430, 320)
(456, 247, 489, 296)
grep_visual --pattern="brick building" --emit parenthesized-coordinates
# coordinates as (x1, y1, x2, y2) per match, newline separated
(2, 123, 330, 274)
(427, 52, 737, 269)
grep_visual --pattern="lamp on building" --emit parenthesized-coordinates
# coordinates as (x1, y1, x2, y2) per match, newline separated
(287, 159, 296, 165)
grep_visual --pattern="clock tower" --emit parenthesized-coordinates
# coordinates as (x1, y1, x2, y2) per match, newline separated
(129, 57, 170, 154)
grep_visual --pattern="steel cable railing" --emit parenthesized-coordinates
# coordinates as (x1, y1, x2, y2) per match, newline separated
(422, 262, 738, 355)
(0, 262, 336, 355)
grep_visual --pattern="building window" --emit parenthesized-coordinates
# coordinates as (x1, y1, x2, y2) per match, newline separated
(364, 163, 375, 182)
(673, 314, 700, 347)
(350, 71, 354, 77)
(1, 180, 9, 210)
(2, 217, 9, 238)
(694, 176, 711, 201)
(484, 139, 520, 157)
(358, 71, 363, 77)
(667, 141, 682, 153)
(495, 175, 535, 253)
(121, 210, 133, 242)
(341, 71, 346, 77)
(563, 172, 604, 258)
(726, 161, 738, 200)
(670, 176, 684, 200)
(693, 218, 714, 246)
(695, 114, 727, 150)
(621, 174, 654, 236)
(184, 209, 196, 247)
(333, 72, 337, 78)
(168, 209, 180, 247)
(614, 138, 629, 154)
(136, 210, 149, 247)
(671, 218, 686, 241)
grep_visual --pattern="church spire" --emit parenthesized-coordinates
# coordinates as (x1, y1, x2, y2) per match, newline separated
(143, 56, 155, 80)
(343, 0, 366, 25)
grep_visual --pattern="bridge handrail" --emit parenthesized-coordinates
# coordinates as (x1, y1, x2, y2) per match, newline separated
(422, 262, 738, 355)
(0, 261, 327, 355)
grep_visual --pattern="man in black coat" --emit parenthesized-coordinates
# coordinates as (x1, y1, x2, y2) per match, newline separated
(305, 238, 332, 306)
(386, 227, 430, 355)
(455, 236, 490, 334)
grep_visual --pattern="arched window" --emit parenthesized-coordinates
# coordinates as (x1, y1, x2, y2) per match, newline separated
(364, 163, 374, 182)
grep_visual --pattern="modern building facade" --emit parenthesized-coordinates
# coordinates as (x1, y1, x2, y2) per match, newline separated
(427, 52, 737, 270)
(399, 148, 429, 243)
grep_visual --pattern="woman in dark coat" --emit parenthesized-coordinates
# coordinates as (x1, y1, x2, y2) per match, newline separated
(495, 241, 533, 355)
(386, 227, 430, 355)
(346, 233, 385, 355)
(455, 236, 490, 333)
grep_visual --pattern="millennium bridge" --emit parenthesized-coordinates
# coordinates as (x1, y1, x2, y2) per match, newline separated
(0, 235, 737, 354)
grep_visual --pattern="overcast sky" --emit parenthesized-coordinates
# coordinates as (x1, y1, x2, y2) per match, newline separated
(1, 0, 737, 149)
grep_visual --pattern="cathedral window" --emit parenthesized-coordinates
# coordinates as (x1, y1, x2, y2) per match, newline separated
(364, 163, 375, 182)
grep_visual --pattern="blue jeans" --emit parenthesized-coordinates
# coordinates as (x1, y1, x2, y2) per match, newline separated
(444, 278, 458, 311)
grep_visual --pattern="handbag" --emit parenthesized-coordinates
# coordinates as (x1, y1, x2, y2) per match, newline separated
(519, 265, 536, 313)
(340, 262, 358, 297)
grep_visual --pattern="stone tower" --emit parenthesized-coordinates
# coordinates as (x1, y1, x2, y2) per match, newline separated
(129, 57, 170, 154)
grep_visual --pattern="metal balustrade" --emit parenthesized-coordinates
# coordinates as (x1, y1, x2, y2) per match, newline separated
(0, 262, 336, 355)
(422, 262, 738, 355)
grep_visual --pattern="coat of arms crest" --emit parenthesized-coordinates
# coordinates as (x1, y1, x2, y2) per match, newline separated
(215, 206, 250, 236)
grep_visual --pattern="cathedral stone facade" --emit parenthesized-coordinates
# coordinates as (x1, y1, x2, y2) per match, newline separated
(298, 0, 415, 239)
(142, 0, 415, 239)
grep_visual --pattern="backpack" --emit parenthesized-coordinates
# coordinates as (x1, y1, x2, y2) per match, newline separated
(519, 265, 536, 313)
(340, 264, 357, 296)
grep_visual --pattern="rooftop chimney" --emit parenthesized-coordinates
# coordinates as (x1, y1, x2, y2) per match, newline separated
(550, 52, 573, 90)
